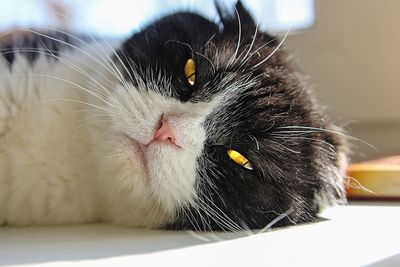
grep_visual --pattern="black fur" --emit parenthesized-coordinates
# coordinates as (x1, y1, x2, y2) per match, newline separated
(0, 31, 76, 67)
(119, 2, 347, 231)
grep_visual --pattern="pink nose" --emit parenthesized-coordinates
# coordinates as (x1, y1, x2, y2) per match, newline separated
(153, 118, 177, 145)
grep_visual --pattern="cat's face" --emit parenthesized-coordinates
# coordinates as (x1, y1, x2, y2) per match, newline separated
(102, 2, 347, 230)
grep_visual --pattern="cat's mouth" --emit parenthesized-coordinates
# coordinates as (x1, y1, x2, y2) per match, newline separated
(121, 118, 201, 211)
(125, 134, 182, 175)
(125, 136, 149, 173)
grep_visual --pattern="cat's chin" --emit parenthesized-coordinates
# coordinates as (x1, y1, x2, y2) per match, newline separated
(120, 134, 198, 213)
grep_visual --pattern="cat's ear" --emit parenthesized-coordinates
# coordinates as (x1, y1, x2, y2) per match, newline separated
(215, 0, 257, 32)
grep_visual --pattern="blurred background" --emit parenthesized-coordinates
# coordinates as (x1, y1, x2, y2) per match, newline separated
(0, 0, 398, 162)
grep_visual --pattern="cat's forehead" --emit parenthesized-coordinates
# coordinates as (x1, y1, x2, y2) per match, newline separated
(121, 13, 218, 60)
(119, 11, 259, 70)
(116, 8, 282, 106)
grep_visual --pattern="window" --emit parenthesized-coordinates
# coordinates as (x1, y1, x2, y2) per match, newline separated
(0, 0, 315, 36)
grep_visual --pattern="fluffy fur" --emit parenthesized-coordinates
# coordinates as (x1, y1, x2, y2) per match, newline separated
(0, 2, 348, 230)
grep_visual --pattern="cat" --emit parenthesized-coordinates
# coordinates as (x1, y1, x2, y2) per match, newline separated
(0, 2, 348, 231)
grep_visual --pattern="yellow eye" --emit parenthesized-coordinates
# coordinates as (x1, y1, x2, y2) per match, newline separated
(227, 149, 253, 170)
(184, 58, 196, 86)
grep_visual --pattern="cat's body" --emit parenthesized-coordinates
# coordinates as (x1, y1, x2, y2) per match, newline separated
(0, 3, 348, 230)
(0, 37, 174, 227)
(0, 39, 107, 226)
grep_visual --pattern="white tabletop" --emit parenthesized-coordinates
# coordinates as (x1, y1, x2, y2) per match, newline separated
(1, 202, 399, 267)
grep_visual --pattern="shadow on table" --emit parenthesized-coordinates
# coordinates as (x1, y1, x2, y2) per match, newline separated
(367, 253, 400, 267)
(0, 224, 247, 265)
(0, 217, 332, 266)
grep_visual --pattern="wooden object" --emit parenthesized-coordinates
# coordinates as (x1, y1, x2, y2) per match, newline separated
(346, 156, 400, 200)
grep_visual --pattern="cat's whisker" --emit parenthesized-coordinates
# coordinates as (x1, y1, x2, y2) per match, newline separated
(252, 28, 291, 69)
(117, 49, 139, 85)
(191, 192, 232, 232)
(195, 52, 216, 74)
(248, 134, 260, 150)
(30, 9, 130, 87)
(78, 119, 116, 129)
(77, 118, 111, 129)
(202, 161, 228, 201)
(267, 139, 301, 154)
(238, 220, 254, 237)
(36, 42, 115, 98)
(198, 168, 221, 199)
(239, 37, 278, 68)
(346, 175, 378, 196)
(42, 31, 120, 89)
(186, 230, 213, 242)
(274, 125, 377, 150)
(183, 201, 205, 232)
(34, 98, 118, 116)
(229, 124, 239, 150)
(192, 201, 215, 233)
(164, 40, 195, 57)
(44, 10, 116, 54)
(119, 86, 161, 120)
(59, 19, 134, 92)
(182, 205, 203, 232)
(0, 47, 116, 91)
(9, 73, 118, 112)
(77, 113, 119, 128)
(120, 56, 144, 95)
(242, 23, 259, 62)
(92, 35, 133, 90)
(197, 207, 217, 234)
(195, 197, 237, 232)
(214, 46, 221, 69)
(145, 197, 168, 229)
(227, 3, 242, 67)
(49, 29, 121, 79)
(75, 109, 118, 117)
(257, 208, 294, 234)
(198, 194, 244, 232)
(272, 135, 337, 153)
(15, 28, 125, 85)
(204, 205, 242, 233)
(201, 33, 216, 51)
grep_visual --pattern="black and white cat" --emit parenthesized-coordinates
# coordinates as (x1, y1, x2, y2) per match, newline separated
(0, 2, 348, 230)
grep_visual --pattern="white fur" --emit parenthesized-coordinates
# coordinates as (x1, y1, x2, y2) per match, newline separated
(0, 42, 214, 227)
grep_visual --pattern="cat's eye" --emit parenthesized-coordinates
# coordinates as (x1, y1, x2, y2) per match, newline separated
(227, 149, 253, 170)
(184, 58, 196, 86)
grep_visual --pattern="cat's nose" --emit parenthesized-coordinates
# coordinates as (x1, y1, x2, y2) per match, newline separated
(153, 117, 178, 146)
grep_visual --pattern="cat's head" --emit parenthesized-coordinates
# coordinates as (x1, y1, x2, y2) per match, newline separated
(99, 1, 347, 230)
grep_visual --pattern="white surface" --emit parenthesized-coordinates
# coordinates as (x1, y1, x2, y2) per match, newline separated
(1, 202, 400, 267)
